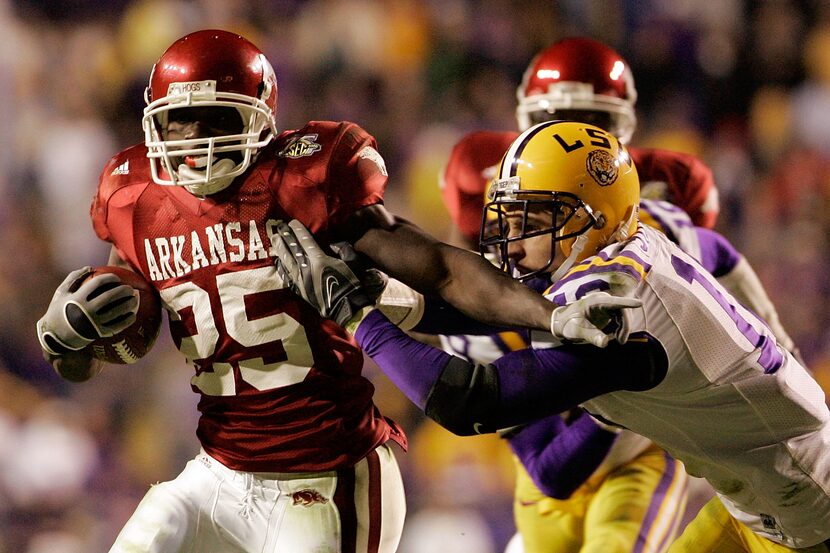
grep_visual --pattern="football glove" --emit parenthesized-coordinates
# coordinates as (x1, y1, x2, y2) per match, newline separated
(550, 291, 643, 347)
(36, 266, 139, 356)
(329, 241, 389, 303)
(273, 220, 375, 328)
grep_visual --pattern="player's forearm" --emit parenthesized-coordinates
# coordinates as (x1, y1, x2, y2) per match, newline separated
(507, 412, 617, 499)
(45, 349, 103, 382)
(411, 295, 501, 335)
(354, 219, 553, 332)
(435, 245, 553, 331)
(354, 308, 652, 435)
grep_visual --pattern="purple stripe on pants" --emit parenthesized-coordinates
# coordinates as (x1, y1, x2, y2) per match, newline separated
(633, 451, 682, 553)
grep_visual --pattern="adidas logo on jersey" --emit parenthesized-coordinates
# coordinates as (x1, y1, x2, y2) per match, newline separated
(111, 161, 130, 175)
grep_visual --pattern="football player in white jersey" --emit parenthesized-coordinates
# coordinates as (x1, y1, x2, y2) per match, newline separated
(275, 121, 830, 552)
(438, 36, 796, 553)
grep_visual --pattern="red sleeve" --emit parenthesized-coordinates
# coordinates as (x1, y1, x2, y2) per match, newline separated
(629, 147, 719, 229)
(441, 131, 519, 240)
(90, 154, 123, 243)
(325, 122, 388, 228)
(88, 145, 153, 267)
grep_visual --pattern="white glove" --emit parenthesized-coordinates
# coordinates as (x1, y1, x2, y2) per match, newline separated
(550, 291, 643, 347)
(36, 267, 139, 356)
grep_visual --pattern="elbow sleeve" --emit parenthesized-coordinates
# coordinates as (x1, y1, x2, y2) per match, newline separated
(423, 356, 501, 436)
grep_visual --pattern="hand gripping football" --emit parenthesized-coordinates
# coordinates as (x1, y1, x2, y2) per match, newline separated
(81, 266, 162, 364)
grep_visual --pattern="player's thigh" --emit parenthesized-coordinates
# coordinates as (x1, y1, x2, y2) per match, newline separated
(512, 457, 584, 553)
(582, 448, 688, 553)
(667, 497, 820, 553)
(272, 442, 406, 553)
(109, 457, 222, 553)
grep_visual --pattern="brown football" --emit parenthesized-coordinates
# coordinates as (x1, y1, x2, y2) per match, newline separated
(80, 266, 162, 364)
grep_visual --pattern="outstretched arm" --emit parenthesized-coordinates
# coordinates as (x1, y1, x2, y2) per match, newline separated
(354, 308, 667, 435)
(345, 205, 554, 332)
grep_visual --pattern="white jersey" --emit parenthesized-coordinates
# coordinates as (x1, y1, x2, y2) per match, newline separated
(533, 223, 830, 548)
(638, 198, 702, 261)
(437, 200, 705, 480)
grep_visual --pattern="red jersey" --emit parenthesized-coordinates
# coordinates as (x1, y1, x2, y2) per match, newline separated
(91, 121, 405, 472)
(441, 130, 719, 240)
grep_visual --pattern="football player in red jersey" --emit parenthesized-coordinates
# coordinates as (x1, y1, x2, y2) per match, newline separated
(34, 30, 562, 553)
(443, 37, 719, 251)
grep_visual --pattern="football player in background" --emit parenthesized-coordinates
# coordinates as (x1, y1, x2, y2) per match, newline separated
(439, 37, 797, 553)
(276, 121, 830, 553)
(33, 29, 563, 553)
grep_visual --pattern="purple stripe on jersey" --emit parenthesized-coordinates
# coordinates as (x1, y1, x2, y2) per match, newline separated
(548, 250, 650, 301)
(632, 451, 678, 553)
(551, 292, 567, 306)
(670, 254, 783, 373)
(575, 280, 610, 299)
(694, 227, 740, 277)
(619, 250, 652, 272)
(554, 260, 645, 291)
(643, 204, 680, 244)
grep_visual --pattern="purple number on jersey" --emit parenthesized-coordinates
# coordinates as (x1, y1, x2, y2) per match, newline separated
(670, 255, 783, 374)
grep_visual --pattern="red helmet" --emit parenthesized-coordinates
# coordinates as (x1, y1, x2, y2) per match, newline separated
(515, 37, 637, 143)
(142, 29, 278, 196)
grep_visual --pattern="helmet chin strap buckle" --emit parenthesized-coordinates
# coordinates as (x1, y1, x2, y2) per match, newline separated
(179, 158, 238, 196)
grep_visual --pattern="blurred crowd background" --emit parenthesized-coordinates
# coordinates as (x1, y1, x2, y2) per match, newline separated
(2, 0, 830, 552)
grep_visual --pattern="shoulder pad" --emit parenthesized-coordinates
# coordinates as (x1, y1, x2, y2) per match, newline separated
(441, 130, 518, 240)
(97, 144, 152, 202)
(629, 146, 718, 229)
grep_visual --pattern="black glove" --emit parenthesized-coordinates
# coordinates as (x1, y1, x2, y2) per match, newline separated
(273, 220, 375, 327)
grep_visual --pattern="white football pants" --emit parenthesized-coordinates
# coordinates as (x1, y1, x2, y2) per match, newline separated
(109, 443, 405, 553)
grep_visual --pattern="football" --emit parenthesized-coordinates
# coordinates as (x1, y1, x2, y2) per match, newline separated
(80, 266, 163, 364)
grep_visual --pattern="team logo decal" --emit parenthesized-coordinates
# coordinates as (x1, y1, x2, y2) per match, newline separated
(280, 134, 322, 158)
(586, 149, 618, 186)
(292, 488, 328, 507)
(111, 160, 130, 176)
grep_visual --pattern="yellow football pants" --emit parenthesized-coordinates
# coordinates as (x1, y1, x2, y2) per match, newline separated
(513, 444, 687, 553)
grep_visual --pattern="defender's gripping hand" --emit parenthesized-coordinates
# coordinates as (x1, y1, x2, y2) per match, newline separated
(274, 220, 374, 327)
(36, 266, 139, 356)
(330, 241, 389, 304)
(550, 291, 643, 347)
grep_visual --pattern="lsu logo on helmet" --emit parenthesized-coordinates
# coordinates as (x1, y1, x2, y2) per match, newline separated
(586, 149, 618, 186)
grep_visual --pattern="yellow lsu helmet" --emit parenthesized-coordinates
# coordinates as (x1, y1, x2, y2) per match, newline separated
(480, 120, 640, 280)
